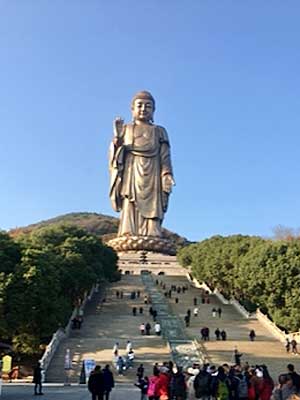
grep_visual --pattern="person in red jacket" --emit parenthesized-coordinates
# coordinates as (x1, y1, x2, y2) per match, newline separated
(147, 370, 160, 400)
(156, 367, 171, 400)
(260, 366, 274, 400)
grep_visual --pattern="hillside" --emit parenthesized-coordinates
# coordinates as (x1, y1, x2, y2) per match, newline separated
(9, 212, 190, 249)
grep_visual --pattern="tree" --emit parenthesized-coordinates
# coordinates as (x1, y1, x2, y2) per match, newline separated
(178, 235, 300, 332)
(1, 223, 118, 354)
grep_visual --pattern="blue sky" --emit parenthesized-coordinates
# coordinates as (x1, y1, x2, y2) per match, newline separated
(1, 1, 300, 241)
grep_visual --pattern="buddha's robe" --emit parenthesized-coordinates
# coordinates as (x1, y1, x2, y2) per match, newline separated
(109, 123, 173, 237)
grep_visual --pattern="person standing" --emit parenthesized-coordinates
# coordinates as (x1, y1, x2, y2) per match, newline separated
(147, 369, 160, 400)
(169, 365, 187, 400)
(154, 322, 161, 336)
(116, 356, 125, 375)
(33, 362, 43, 396)
(136, 364, 145, 381)
(140, 323, 145, 335)
(193, 307, 199, 317)
(286, 338, 291, 353)
(88, 365, 104, 400)
(215, 328, 221, 340)
(126, 340, 133, 353)
(112, 342, 119, 354)
(221, 330, 227, 341)
(184, 314, 190, 327)
(194, 366, 211, 400)
(249, 329, 256, 341)
(126, 349, 135, 369)
(287, 364, 300, 391)
(156, 367, 171, 400)
(217, 307, 222, 318)
(233, 347, 243, 366)
(270, 373, 296, 400)
(135, 376, 149, 400)
(145, 322, 151, 335)
(102, 365, 114, 400)
(291, 337, 298, 354)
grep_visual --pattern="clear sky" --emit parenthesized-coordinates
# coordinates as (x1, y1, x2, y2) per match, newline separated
(1, 1, 300, 241)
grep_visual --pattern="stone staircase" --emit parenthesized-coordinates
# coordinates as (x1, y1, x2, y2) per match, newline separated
(155, 275, 300, 379)
(46, 263, 300, 383)
(46, 274, 170, 383)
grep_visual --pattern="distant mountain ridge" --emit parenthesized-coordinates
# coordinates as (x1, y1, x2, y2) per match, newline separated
(9, 212, 190, 249)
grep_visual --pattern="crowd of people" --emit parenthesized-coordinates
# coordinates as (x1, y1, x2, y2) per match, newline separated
(131, 360, 300, 400)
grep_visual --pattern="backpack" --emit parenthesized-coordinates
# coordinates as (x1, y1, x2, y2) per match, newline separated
(194, 372, 211, 398)
(237, 376, 248, 399)
(217, 380, 229, 400)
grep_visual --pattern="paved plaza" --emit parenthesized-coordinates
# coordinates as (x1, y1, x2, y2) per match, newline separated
(1, 383, 140, 400)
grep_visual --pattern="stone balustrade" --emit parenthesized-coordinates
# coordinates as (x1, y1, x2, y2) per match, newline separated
(40, 284, 97, 379)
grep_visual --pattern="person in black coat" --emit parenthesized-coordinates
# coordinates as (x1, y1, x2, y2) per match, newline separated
(102, 365, 114, 400)
(33, 362, 43, 395)
(170, 366, 187, 400)
(88, 365, 105, 400)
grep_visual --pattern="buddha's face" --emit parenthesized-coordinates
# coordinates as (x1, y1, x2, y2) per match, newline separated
(132, 98, 154, 122)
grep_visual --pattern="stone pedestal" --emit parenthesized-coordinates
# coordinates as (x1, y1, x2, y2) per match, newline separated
(107, 235, 176, 255)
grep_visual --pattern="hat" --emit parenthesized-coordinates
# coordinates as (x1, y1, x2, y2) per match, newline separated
(187, 367, 200, 375)
(256, 369, 263, 378)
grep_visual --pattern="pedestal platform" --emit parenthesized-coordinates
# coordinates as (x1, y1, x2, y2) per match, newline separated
(107, 235, 176, 256)
(117, 252, 187, 275)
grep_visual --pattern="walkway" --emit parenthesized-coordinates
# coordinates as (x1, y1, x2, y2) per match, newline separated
(46, 274, 170, 383)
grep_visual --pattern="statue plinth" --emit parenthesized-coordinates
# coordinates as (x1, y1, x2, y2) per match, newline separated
(107, 235, 176, 256)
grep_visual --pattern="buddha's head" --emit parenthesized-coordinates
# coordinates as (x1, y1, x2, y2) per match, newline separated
(131, 90, 155, 123)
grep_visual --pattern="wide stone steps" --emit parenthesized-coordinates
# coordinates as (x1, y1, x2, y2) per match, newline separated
(155, 274, 300, 379)
(46, 274, 170, 383)
(46, 264, 300, 383)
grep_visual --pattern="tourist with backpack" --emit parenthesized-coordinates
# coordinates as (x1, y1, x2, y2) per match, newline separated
(235, 370, 249, 400)
(211, 367, 230, 400)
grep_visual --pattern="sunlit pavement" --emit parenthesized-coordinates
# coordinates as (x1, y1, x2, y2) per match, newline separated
(0, 383, 140, 400)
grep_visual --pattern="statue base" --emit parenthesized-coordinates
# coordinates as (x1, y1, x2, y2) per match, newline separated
(107, 235, 176, 256)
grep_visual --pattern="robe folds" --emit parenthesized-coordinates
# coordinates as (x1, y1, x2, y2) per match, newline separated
(109, 123, 173, 237)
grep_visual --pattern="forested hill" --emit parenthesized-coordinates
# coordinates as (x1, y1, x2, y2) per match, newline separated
(9, 212, 190, 249)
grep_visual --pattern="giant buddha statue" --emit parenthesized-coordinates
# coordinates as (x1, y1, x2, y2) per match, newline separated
(108, 91, 175, 254)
